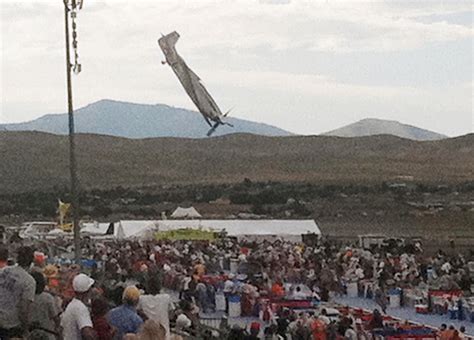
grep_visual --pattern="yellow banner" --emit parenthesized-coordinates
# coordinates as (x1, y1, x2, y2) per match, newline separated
(155, 228, 216, 241)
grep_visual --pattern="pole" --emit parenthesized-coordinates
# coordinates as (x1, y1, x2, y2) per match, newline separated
(63, 0, 81, 262)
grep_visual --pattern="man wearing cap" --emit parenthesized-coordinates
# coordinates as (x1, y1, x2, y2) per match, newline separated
(61, 273, 97, 340)
(0, 246, 36, 339)
(107, 285, 143, 340)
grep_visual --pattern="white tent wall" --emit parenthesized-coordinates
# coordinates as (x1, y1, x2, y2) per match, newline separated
(155, 220, 320, 242)
(116, 220, 159, 239)
(82, 220, 320, 241)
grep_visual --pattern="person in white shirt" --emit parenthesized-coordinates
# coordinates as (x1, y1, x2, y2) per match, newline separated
(138, 278, 174, 340)
(223, 274, 235, 313)
(61, 273, 96, 340)
(355, 265, 365, 280)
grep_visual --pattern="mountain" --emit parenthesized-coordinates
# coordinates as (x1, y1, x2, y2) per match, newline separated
(1, 131, 472, 193)
(323, 118, 447, 141)
(0, 99, 293, 138)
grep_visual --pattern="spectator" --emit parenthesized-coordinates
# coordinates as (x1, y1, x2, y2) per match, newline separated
(311, 316, 327, 340)
(29, 271, 61, 340)
(91, 297, 115, 340)
(245, 322, 261, 340)
(368, 309, 384, 330)
(136, 319, 166, 340)
(61, 273, 97, 340)
(374, 286, 387, 314)
(0, 246, 8, 269)
(108, 285, 143, 339)
(0, 246, 36, 339)
(138, 277, 174, 340)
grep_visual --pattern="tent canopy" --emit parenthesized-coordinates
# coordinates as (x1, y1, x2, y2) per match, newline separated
(81, 222, 113, 235)
(170, 207, 202, 219)
(116, 220, 159, 239)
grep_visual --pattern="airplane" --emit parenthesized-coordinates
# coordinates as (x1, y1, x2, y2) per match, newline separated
(158, 31, 233, 137)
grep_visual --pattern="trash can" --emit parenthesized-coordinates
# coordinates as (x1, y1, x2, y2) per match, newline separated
(347, 282, 358, 298)
(388, 288, 401, 308)
(230, 259, 239, 273)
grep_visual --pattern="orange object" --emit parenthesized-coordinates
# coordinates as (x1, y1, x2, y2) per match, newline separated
(271, 283, 285, 297)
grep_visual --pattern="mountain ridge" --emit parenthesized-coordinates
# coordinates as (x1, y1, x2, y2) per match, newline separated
(1, 100, 451, 140)
(323, 117, 447, 141)
(0, 99, 294, 139)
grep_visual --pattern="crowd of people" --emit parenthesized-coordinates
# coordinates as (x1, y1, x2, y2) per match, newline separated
(0, 234, 472, 339)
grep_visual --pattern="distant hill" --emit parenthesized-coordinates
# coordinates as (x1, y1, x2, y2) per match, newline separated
(1, 131, 472, 193)
(0, 99, 293, 138)
(323, 118, 447, 141)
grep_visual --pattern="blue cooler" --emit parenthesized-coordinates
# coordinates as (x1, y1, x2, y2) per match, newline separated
(228, 295, 241, 317)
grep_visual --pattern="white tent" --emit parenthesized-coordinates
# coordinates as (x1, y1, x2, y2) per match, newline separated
(170, 207, 202, 219)
(81, 222, 112, 235)
(115, 220, 159, 239)
(77, 219, 320, 242)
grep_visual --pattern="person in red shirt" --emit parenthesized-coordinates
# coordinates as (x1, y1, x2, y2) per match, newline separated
(311, 317, 327, 340)
(0, 246, 8, 269)
(91, 297, 115, 340)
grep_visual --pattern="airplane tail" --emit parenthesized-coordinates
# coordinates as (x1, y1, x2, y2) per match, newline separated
(207, 122, 220, 137)
(206, 109, 234, 136)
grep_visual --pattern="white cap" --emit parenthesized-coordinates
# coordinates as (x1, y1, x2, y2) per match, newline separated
(176, 314, 192, 329)
(72, 273, 95, 293)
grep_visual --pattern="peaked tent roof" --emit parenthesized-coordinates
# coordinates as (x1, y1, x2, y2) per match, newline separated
(170, 206, 202, 219)
(81, 222, 113, 235)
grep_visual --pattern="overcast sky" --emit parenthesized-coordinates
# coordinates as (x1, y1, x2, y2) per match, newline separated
(1, 0, 472, 136)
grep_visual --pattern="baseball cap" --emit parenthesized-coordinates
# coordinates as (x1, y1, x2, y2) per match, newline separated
(176, 314, 192, 329)
(72, 273, 95, 293)
(123, 285, 141, 301)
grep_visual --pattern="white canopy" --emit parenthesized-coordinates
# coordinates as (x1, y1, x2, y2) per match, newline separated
(171, 207, 202, 219)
